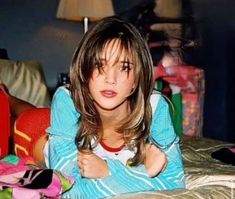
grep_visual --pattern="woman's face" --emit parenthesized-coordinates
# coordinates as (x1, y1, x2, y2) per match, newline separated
(88, 39, 135, 113)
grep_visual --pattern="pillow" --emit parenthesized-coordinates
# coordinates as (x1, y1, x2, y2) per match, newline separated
(0, 59, 51, 107)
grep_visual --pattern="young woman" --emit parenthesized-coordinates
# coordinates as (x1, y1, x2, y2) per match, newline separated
(46, 16, 185, 198)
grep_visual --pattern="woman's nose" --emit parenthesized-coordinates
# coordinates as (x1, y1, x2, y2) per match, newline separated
(104, 67, 116, 85)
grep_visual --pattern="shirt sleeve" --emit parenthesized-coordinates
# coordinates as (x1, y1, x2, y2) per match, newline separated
(150, 93, 177, 147)
(46, 87, 81, 178)
(149, 93, 185, 188)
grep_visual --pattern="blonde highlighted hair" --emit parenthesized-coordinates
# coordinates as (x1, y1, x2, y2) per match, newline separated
(69, 16, 154, 165)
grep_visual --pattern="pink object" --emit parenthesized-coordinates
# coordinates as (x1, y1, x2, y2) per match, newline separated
(0, 157, 35, 175)
(154, 64, 205, 137)
(0, 156, 73, 198)
(13, 188, 40, 199)
(229, 146, 235, 153)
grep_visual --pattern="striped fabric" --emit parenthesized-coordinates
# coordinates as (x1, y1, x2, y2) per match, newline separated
(46, 87, 185, 198)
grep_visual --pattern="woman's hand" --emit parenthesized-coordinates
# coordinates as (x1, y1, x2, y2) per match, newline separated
(77, 149, 109, 178)
(144, 143, 167, 177)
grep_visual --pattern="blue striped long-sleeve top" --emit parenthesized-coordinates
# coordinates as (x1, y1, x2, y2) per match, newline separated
(46, 86, 185, 199)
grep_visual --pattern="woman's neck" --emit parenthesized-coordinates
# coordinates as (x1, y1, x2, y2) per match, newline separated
(97, 102, 130, 148)
(98, 100, 130, 129)
(101, 131, 124, 148)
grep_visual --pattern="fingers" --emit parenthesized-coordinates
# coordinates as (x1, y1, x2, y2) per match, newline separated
(77, 150, 92, 177)
(80, 168, 85, 177)
(78, 158, 85, 177)
(77, 150, 90, 165)
(77, 152, 84, 172)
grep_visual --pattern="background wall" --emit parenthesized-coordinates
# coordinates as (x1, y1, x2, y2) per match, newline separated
(191, 0, 235, 142)
(0, 0, 235, 142)
(0, 0, 83, 88)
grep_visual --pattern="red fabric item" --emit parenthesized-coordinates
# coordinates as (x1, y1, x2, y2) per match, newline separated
(14, 107, 50, 158)
(154, 63, 201, 93)
(100, 140, 125, 152)
(0, 90, 10, 158)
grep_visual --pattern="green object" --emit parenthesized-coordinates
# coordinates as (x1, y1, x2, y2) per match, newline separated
(1, 154, 19, 165)
(170, 90, 182, 136)
(154, 79, 183, 136)
(0, 187, 12, 199)
(54, 170, 74, 193)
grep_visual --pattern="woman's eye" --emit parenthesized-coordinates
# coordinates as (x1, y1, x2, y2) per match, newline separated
(95, 62, 105, 73)
(95, 62, 103, 68)
(120, 64, 131, 72)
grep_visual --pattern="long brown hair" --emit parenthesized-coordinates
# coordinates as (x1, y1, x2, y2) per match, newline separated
(69, 16, 154, 165)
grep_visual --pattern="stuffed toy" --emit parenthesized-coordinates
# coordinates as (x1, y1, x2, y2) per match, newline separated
(13, 107, 50, 160)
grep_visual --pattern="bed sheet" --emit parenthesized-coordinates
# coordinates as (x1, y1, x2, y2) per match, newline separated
(113, 136, 235, 199)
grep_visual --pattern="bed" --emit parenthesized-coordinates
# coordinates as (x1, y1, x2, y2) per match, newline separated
(1, 136, 234, 199)
(112, 136, 235, 199)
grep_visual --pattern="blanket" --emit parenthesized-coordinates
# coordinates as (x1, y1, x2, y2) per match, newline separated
(0, 155, 74, 199)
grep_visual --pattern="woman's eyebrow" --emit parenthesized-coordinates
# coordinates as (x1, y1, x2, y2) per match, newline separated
(120, 60, 134, 65)
(98, 58, 134, 65)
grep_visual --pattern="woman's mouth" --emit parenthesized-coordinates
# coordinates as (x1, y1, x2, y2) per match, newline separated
(100, 90, 117, 98)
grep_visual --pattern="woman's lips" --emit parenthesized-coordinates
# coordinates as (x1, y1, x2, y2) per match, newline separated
(100, 90, 117, 98)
